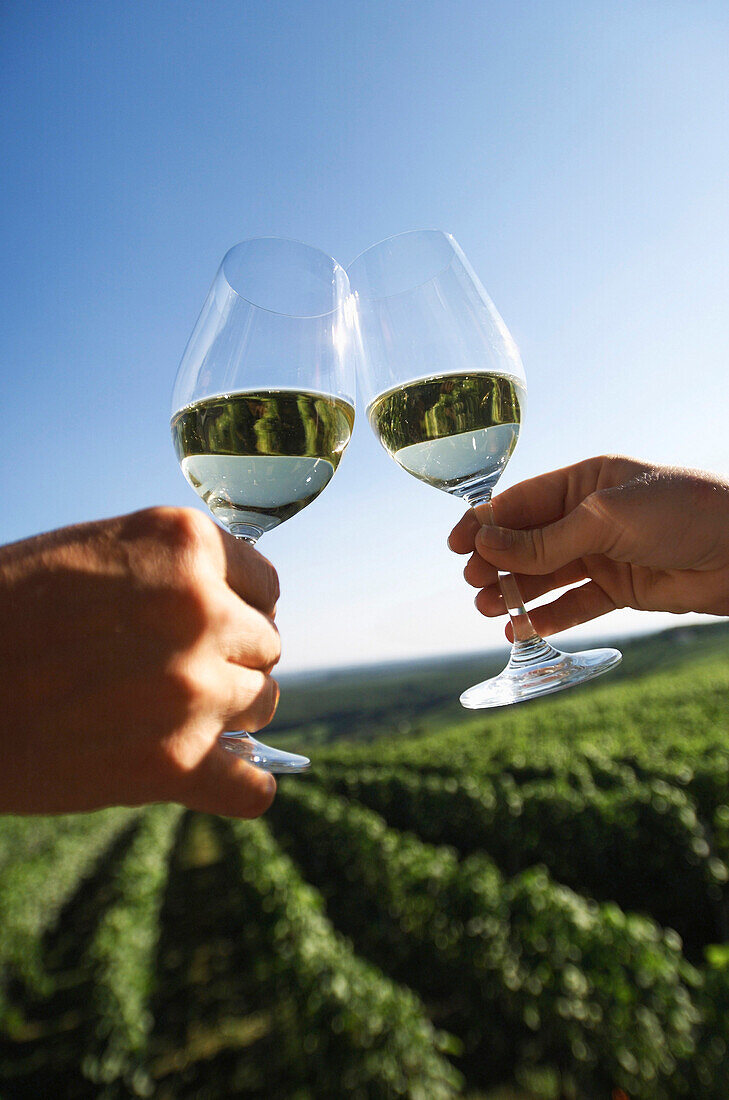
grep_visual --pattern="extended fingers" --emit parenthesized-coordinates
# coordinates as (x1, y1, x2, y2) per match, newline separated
(501, 581, 618, 640)
(448, 456, 645, 556)
(448, 464, 583, 554)
(472, 496, 623, 577)
(473, 566, 589, 617)
(464, 554, 586, 593)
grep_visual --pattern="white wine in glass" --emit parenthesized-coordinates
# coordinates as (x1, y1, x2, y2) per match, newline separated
(172, 238, 356, 771)
(349, 230, 621, 708)
(171, 389, 354, 538)
(367, 371, 525, 499)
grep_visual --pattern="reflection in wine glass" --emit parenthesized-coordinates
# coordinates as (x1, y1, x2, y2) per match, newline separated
(172, 238, 356, 771)
(349, 230, 621, 708)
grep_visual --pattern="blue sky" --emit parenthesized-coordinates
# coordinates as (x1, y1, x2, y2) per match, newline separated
(2, 1, 728, 673)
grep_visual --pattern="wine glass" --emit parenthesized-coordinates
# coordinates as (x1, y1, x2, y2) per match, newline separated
(171, 238, 356, 770)
(349, 230, 621, 707)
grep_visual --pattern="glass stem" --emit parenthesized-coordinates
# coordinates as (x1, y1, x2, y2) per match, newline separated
(472, 500, 559, 663)
(222, 530, 262, 739)
(481, 501, 538, 644)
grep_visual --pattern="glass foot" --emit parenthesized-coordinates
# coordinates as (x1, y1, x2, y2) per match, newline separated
(220, 733, 311, 774)
(460, 637, 622, 709)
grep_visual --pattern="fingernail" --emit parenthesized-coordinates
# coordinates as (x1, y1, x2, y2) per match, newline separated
(266, 773, 277, 797)
(476, 525, 513, 550)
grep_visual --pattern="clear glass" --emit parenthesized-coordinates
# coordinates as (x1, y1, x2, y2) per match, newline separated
(349, 230, 621, 708)
(172, 238, 356, 770)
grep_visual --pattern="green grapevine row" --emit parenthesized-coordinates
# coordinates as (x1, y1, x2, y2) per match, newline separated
(315, 657, 729, 781)
(81, 804, 183, 1097)
(0, 808, 140, 1013)
(222, 814, 462, 1099)
(316, 767, 727, 949)
(269, 784, 704, 1098)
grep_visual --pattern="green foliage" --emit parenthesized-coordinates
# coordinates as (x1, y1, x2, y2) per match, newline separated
(223, 814, 462, 1099)
(677, 948, 729, 1097)
(314, 638, 729, 773)
(269, 784, 703, 1098)
(2, 625, 729, 1097)
(267, 621, 729, 749)
(82, 804, 183, 1096)
(0, 808, 140, 1012)
(316, 767, 726, 950)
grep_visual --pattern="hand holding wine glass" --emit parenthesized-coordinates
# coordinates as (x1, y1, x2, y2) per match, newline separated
(0, 507, 279, 816)
(349, 230, 621, 708)
(450, 455, 729, 632)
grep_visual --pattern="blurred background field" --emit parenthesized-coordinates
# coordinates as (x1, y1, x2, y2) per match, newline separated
(2, 621, 729, 1099)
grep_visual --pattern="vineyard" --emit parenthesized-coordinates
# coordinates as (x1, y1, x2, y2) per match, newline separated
(2, 626, 729, 1098)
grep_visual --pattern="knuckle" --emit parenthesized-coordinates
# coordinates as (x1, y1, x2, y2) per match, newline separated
(265, 620, 282, 667)
(268, 568, 281, 610)
(146, 506, 216, 556)
(258, 558, 280, 612)
(474, 589, 488, 616)
(171, 507, 216, 553)
(204, 585, 240, 634)
(263, 676, 281, 724)
(244, 614, 281, 670)
(156, 738, 199, 786)
(463, 557, 481, 587)
(227, 542, 279, 612)
(241, 545, 280, 611)
(590, 453, 628, 473)
(167, 575, 217, 636)
(166, 662, 213, 713)
(245, 675, 280, 732)
(594, 453, 651, 486)
(577, 493, 621, 557)
(581, 491, 615, 527)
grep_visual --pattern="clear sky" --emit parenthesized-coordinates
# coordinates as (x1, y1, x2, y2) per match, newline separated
(2, 1, 728, 674)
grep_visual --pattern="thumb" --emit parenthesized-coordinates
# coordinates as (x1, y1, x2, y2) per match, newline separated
(183, 744, 276, 818)
(474, 497, 616, 576)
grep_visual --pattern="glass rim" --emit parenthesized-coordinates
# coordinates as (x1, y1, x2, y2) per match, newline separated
(347, 228, 457, 301)
(221, 236, 349, 320)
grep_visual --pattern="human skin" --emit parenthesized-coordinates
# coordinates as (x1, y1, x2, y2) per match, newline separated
(0, 507, 281, 817)
(449, 455, 729, 641)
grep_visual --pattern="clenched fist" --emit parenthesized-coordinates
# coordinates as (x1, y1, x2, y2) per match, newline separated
(0, 507, 281, 817)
